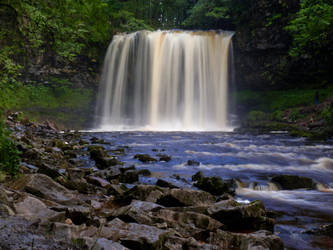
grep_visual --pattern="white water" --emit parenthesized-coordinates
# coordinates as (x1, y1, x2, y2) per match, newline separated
(96, 30, 234, 131)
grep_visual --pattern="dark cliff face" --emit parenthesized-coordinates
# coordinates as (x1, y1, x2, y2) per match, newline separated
(232, 0, 300, 90)
(232, 0, 332, 91)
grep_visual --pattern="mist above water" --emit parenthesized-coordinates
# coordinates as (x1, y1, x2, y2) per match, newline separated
(96, 30, 234, 131)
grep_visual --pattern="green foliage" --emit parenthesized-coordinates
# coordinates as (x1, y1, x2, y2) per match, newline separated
(0, 116, 20, 177)
(0, 46, 23, 81)
(289, 108, 305, 122)
(247, 111, 267, 122)
(266, 13, 282, 27)
(7, 0, 110, 63)
(286, 0, 333, 58)
(321, 105, 333, 125)
(183, 0, 231, 28)
(236, 88, 333, 113)
(0, 80, 93, 128)
(109, 10, 153, 33)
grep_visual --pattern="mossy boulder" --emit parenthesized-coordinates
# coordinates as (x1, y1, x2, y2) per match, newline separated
(88, 145, 122, 169)
(134, 154, 157, 163)
(192, 171, 233, 196)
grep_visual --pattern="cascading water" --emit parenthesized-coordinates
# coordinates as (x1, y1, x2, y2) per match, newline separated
(96, 30, 234, 131)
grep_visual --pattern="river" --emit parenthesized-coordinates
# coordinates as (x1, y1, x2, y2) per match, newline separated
(81, 131, 333, 249)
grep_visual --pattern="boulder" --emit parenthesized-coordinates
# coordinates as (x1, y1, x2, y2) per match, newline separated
(271, 175, 315, 190)
(89, 145, 122, 168)
(0, 217, 79, 249)
(97, 168, 122, 181)
(83, 238, 129, 250)
(192, 172, 234, 196)
(10, 174, 77, 205)
(187, 160, 200, 166)
(137, 169, 151, 176)
(156, 179, 178, 189)
(151, 209, 223, 237)
(87, 176, 111, 189)
(118, 185, 167, 205)
(207, 200, 274, 231)
(157, 188, 216, 207)
(100, 218, 169, 249)
(119, 170, 139, 184)
(208, 230, 284, 250)
(134, 154, 157, 163)
(52, 204, 91, 225)
(37, 163, 62, 179)
(14, 195, 66, 222)
(157, 154, 172, 162)
(106, 200, 163, 224)
(51, 222, 86, 241)
(107, 184, 128, 196)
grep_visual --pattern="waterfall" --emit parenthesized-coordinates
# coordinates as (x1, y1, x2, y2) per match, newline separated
(96, 30, 234, 131)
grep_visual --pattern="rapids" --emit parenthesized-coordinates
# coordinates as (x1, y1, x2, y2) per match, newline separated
(81, 131, 333, 249)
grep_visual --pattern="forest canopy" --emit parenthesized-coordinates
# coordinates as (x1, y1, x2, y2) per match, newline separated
(0, 0, 332, 82)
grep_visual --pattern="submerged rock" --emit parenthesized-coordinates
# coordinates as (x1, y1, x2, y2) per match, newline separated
(134, 154, 157, 163)
(187, 160, 200, 166)
(157, 154, 172, 162)
(305, 223, 333, 237)
(271, 175, 315, 190)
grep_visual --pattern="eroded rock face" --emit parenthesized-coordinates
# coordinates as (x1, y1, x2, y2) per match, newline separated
(10, 174, 78, 205)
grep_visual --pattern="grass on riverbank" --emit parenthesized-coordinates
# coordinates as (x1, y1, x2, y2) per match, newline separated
(235, 87, 333, 139)
(0, 81, 94, 129)
(235, 88, 333, 113)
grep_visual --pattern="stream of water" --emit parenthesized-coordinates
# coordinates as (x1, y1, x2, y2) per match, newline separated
(82, 131, 333, 250)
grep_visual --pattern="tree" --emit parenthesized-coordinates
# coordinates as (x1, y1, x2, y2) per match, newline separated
(286, 0, 333, 58)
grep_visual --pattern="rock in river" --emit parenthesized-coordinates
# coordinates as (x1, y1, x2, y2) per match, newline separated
(271, 175, 315, 190)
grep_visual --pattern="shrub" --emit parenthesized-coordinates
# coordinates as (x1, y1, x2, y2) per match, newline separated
(0, 117, 20, 177)
(321, 105, 333, 126)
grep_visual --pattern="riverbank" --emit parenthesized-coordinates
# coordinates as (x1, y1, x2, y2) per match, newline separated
(0, 113, 287, 249)
(235, 88, 333, 140)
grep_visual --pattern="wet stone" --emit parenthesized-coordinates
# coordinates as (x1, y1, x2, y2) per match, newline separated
(134, 154, 157, 163)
